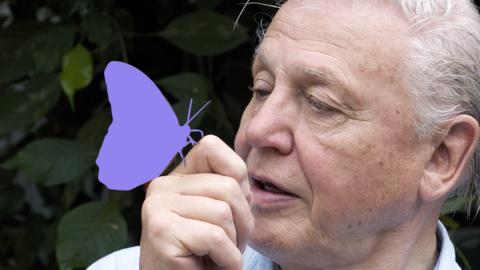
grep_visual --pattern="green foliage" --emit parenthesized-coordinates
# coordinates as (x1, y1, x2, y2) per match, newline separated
(56, 201, 127, 270)
(158, 10, 249, 56)
(60, 44, 94, 109)
(0, 75, 61, 136)
(2, 138, 97, 186)
(0, 1, 252, 269)
(0, 1, 478, 269)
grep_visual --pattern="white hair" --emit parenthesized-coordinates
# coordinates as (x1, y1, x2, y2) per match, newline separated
(240, 0, 480, 214)
(392, 0, 480, 216)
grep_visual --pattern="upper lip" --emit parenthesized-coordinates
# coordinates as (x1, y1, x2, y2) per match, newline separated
(249, 172, 298, 197)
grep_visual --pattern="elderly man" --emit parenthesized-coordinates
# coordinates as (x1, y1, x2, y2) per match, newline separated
(89, 0, 480, 269)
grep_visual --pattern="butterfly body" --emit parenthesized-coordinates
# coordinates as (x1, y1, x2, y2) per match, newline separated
(96, 61, 209, 190)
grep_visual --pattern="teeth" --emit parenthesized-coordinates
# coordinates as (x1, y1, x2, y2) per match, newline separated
(263, 182, 287, 194)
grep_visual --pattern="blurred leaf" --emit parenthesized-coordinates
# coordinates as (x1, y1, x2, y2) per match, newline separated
(197, 0, 222, 9)
(0, 23, 47, 83)
(222, 92, 243, 124)
(61, 175, 83, 211)
(76, 109, 112, 150)
(173, 99, 210, 129)
(158, 10, 248, 56)
(155, 72, 211, 101)
(33, 25, 76, 73)
(440, 215, 461, 230)
(208, 98, 234, 131)
(2, 138, 97, 186)
(441, 197, 467, 215)
(82, 12, 113, 49)
(0, 75, 61, 136)
(56, 201, 127, 270)
(0, 24, 75, 82)
(60, 44, 93, 109)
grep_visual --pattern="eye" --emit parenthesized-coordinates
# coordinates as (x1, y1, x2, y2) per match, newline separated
(307, 95, 336, 113)
(248, 85, 271, 100)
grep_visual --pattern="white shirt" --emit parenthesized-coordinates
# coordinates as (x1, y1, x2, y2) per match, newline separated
(87, 221, 460, 270)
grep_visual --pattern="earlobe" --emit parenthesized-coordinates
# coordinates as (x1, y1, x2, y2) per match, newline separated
(419, 115, 479, 202)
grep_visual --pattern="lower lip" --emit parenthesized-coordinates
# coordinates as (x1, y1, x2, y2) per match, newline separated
(251, 182, 299, 208)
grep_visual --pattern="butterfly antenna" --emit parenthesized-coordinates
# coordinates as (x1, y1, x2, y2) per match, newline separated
(186, 100, 211, 125)
(187, 98, 193, 123)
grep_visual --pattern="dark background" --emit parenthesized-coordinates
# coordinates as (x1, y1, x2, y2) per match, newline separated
(0, 0, 479, 269)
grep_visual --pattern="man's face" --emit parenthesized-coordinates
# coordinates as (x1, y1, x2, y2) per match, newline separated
(234, 0, 435, 267)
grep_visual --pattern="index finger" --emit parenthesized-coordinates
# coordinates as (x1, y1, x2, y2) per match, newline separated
(173, 135, 248, 190)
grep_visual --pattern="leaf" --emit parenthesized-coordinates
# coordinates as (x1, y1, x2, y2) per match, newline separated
(173, 99, 210, 129)
(60, 44, 94, 109)
(76, 109, 112, 150)
(441, 196, 467, 215)
(158, 10, 248, 56)
(197, 0, 222, 9)
(2, 138, 97, 186)
(82, 12, 113, 49)
(0, 23, 47, 83)
(155, 72, 211, 102)
(33, 25, 76, 73)
(0, 24, 76, 82)
(0, 74, 61, 136)
(56, 201, 127, 270)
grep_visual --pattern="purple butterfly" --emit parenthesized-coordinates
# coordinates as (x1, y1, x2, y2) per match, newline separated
(96, 61, 210, 190)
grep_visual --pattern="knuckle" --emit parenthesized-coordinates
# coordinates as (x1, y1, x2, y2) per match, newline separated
(147, 217, 172, 238)
(216, 202, 233, 224)
(209, 227, 228, 246)
(145, 176, 168, 196)
(141, 197, 156, 220)
(221, 177, 240, 194)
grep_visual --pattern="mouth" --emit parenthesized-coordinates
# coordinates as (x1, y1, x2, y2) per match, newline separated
(250, 175, 299, 207)
(251, 177, 295, 195)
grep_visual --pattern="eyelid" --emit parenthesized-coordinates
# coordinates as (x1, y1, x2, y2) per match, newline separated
(306, 94, 336, 112)
(252, 78, 273, 90)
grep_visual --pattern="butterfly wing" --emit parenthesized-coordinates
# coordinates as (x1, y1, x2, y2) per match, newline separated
(96, 61, 185, 190)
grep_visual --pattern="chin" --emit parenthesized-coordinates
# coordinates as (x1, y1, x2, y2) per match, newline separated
(249, 211, 303, 261)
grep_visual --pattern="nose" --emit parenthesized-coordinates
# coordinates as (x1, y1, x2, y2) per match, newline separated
(245, 87, 296, 155)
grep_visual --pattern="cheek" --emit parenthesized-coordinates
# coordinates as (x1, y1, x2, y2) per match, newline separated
(296, 124, 423, 233)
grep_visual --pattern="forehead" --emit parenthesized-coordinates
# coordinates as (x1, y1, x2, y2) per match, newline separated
(252, 0, 410, 105)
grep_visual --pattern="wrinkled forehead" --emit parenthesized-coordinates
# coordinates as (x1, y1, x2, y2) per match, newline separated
(252, 0, 409, 78)
(276, 0, 407, 41)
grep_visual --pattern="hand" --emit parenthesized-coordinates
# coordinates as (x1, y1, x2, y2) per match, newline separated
(140, 135, 254, 270)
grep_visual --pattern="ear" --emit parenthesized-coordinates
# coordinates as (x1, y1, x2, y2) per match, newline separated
(420, 115, 479, 202)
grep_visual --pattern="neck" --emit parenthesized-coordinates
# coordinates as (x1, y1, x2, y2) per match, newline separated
(280, 207, 440, 270)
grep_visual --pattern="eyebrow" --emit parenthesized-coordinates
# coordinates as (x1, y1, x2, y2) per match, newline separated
(251, 49, 357, 102)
